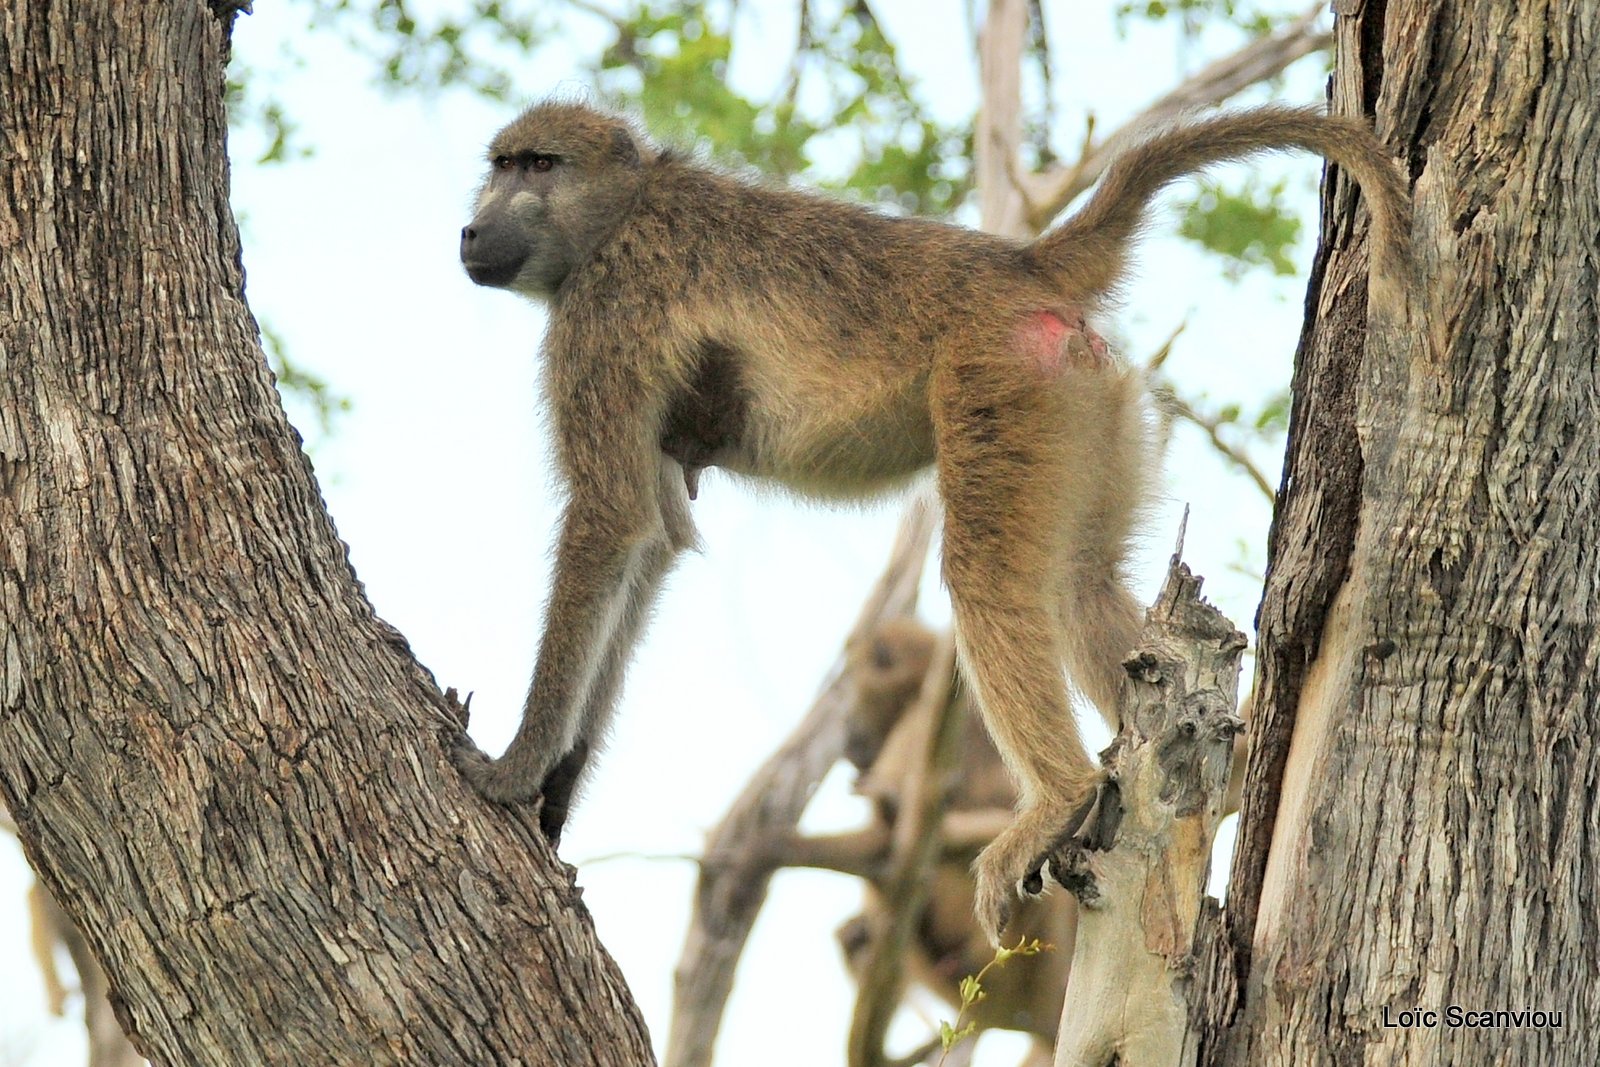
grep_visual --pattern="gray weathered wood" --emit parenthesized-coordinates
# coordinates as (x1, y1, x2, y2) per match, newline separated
(1052, 556, 1245, 1067)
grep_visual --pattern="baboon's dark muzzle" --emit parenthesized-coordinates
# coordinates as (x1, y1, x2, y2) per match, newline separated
(460, 220, 527, 288)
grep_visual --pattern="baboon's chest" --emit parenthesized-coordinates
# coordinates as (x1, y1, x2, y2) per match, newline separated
(659, 340, 750, 479)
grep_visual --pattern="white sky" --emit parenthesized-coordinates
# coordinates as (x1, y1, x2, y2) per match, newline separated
(0, 3, 1332, 1064)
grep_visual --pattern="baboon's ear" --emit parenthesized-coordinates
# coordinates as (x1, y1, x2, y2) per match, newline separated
(610, 126, 640, 166)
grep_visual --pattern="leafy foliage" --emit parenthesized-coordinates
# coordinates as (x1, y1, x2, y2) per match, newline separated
(1115, 0, 1278, 38)
(276, 1, 970, 215)
(303, 0, 549, 99)
(594, 1, 970, 215)
(1113, 0, 1311, 273)
(261, 323, 352, 438)
(225, 45, 314, 166)
(1176, 177, 1302, 280)
(264, 0, 1319, 250)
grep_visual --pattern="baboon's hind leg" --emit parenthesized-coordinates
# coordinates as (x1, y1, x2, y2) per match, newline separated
(933, 312, 1145, 943)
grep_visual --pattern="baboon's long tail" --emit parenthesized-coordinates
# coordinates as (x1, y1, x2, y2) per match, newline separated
(1025, 106, 1412, 301)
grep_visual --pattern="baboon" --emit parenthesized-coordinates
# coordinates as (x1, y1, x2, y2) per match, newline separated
(454, 98, 1410, 942)
(842, 617, 939, 777)
(843, 619, 1014, 821)
(836, 619, 1075, 1055)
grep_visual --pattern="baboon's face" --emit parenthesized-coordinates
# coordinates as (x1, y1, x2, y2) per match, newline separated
(461, 104, 646, 299)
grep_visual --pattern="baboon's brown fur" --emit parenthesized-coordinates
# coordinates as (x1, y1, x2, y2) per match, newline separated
(455, 98, 1410, 941)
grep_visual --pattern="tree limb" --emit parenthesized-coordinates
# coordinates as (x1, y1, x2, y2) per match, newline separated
(662, 500, 937, 1067)
(976, 0, 1031, 238)
(846, 631, 963, 1067)
(773, 807, 1014, 881)
(1151, 386, 1278, 502)
(0, 8, 654, 1064)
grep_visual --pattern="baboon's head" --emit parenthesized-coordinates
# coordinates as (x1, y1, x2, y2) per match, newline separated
(843, 618, 938, 771)
(461, 101, 650, 298)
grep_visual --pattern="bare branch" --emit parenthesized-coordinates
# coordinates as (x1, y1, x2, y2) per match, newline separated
(885, 1035, 946, 1067)
(781, 0, 812, 113)
(775, 806, 1012, 879)
(1152, 384, 1278, 502)
(976, 0, 1031, 236)
(772, 826, 892, 880)
(846, 631, 963, 1067)
(663, 498, 938, 1067)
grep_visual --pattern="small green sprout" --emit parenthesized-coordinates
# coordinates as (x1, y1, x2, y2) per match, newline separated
(936, 938, 1051, 1064)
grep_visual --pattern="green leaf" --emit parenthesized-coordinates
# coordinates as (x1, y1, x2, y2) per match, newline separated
(1253, 389, 1291, 433)
(1114, 0, 1294, 44)
(262, 322, 351, 437)
(939, 1020, 977, 1050)
(1175, 177, 1303, 280)
(593, 1, 970, 216)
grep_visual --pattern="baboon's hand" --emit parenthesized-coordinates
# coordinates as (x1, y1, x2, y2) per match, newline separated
(451, 738, 542, 805)
(971, 776, 1105, 945)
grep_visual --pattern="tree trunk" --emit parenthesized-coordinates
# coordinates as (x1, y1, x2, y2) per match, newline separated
(1201, 1, 1598, 1061)
(0, 5, 653, 1065)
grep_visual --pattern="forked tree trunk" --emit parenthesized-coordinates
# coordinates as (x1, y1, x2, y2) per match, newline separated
(0, 6, 653, 1064)
(1199, 1, 1598, 1061)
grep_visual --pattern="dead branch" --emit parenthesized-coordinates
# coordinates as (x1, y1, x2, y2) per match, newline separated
(1150, 384, 1278, 502)
(1051, 554, 1246, 1067)
(773, 806, 1015, 880)
(846, 631, 962, 1067)
(663, 498, 938, 1067)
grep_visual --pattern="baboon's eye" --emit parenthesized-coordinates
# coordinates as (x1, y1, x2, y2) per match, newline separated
(492, 154, 514, 172)
(529, 154, 556, 173)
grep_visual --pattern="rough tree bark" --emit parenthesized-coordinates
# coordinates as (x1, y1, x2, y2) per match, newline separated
(1199, 1, 1598, 1062)
(0, 5, 653, 1065)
